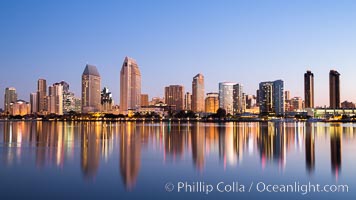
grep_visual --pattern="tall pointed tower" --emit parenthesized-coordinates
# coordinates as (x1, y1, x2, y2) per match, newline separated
(120, 57, 141, 114)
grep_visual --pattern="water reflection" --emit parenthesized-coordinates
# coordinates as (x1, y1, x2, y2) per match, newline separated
(330, 124, 342, 178)
(120, 122, 141, 190)
(0, 121, 354, 191)
(305, 123, 315, 174)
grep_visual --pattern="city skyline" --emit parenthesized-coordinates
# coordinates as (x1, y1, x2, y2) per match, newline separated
(2, 1, 356, 108)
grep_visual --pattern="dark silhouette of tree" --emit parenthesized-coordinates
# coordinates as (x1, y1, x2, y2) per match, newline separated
(216, 108, 227, 118)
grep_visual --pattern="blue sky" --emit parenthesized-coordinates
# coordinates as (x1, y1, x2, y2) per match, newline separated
(1, 0, 356, 108)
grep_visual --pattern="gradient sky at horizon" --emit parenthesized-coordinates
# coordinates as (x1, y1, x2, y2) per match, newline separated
(1, 0, 356, 108)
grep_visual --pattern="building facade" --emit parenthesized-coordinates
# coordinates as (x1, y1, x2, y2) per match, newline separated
(4, 87, 17, 114)
(30, 93, 37, 114)
(101, 87, 113, 113)
(219, 82, 236, 115)
(37, 79, 47, 113)
(291, 97, 303, 111)
(9, 100, 30, 116)
(184, 92, 192, 110)
(82, 64, 101, 113)
(304, 70, 314, 108)
(205, 92, 219, 113)
(48, 83, 63, 115)
(329, 70, 340, 109)
(120, 57, 141, 114)
(140, 94, 149, 107)
(165, 85, 184, 111)
(259, 80, 285, 115)
(233, 83, 244, 114)
(192, 73, 205, 112)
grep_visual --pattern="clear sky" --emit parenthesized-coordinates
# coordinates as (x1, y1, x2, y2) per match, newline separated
(1, 0, 356, 108)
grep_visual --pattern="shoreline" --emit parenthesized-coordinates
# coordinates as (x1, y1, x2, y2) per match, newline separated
(0, 118, 354, 123)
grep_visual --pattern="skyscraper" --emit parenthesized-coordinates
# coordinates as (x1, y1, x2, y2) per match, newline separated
(192, 73, 205, 112)
(48, 83, 63, 115)
(140, 94, 149, 107)
(259, 80, 284, 115)
(82, 64, 101, 113)
(101, 87, 113, 113)
(4, 87, 17, 114)
(304, 70, 314, 108)
(233, 83, 244, 114)
(329, 70, 340, 109)
(205, 92, 219, 113)
(37, 79, 47, 113)
(120, 57, 141, 114)
(184, 92, 192, 110)
(30, 93, 37, 114)
(219, 82, 236, 114)
(259, 82, 273, 114)
(273, 80, 284, 115)
(165, 85, 184, 111)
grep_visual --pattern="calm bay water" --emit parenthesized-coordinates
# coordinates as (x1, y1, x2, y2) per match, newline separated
(0, 121, 355, 200)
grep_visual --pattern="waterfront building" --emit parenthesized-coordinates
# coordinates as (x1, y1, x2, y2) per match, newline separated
(82, 64, 101, 113)
(101, 87, 113, 113)
(120, 57, 141, 114)
(291, 97, 303, 111)
(48, 83, 63, 115)
(9, 100, 30, 116)
(192, 73, 205, 112)
(341, 101, 355, 109)
(205, 93, 219, 113)
(141, 94, 149, 107)
(4, 87, 17, 114)
(165, 85, 184, 111)
(304, 70, 314, 108)
(219, 82, 236, 115)
(259, 80, 285, 115)
(37, 79, 47, 113)
(233, 83, 244, 114)
(329, 70, 340, 109)
(184, 92, 192, 110)
(30, 93, 37, 114)
(149, 97, 165, 105)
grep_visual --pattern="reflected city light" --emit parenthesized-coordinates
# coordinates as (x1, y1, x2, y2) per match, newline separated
(0, 121, 354, 191)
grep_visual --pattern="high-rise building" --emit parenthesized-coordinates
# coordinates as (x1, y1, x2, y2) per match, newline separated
(219, 82, 236, 114)
(30, 93, 37, 114)
(140, 94, 149, 107)
(9, 100, 30, 116)
(37, 79, 47, 113)
(284, 91, 290, 101)
(184, 92, 192, 110)
(48, 83, 63, 115)
(259, 82, 273, 114)
(192, 73, 205, 112)
(56, 81, 81, 114)
(82, 64, 101, 113)
(329, 70, 340, 109)
(59, 81, 70, 93)
(205, 93, 219, 113)
(291, 97, 303, 111)
(101, 87, 113, 113)
(259, 80, 284, 115)
(120, 57, 141, 114)
(63, 92, 80, 113)
(165, 85, 184, 111)
(245, 95, 257, 109)
(233, 83, 244, 114)
(304, 70, 314, 108)
(4, 87, 17, 114)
